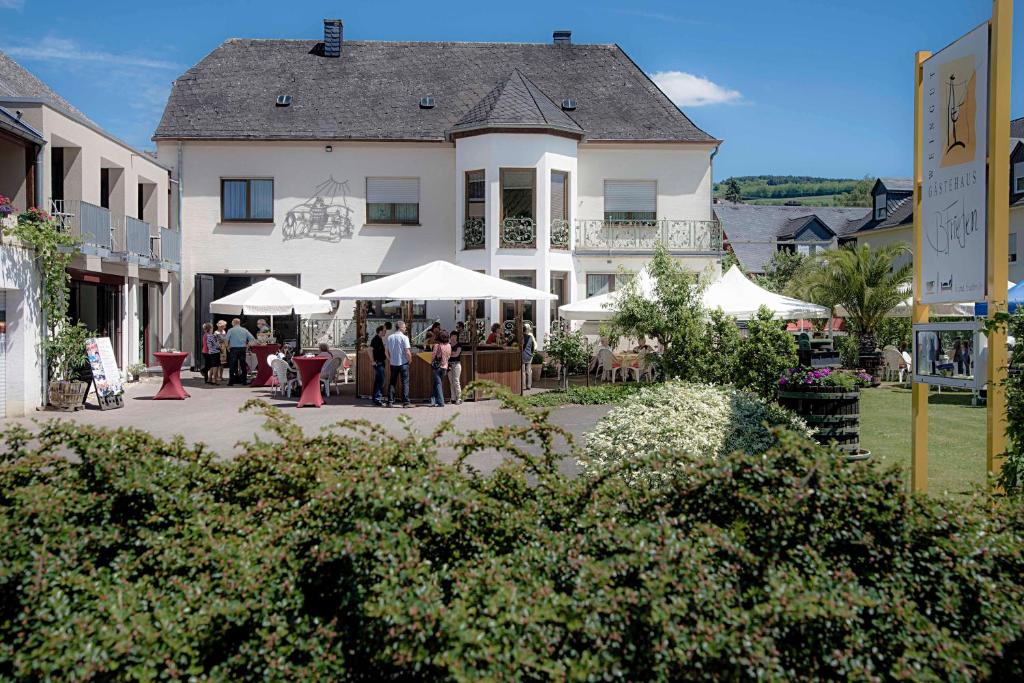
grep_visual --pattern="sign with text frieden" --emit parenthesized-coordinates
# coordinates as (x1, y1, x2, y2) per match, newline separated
(920, 23, 989, 304)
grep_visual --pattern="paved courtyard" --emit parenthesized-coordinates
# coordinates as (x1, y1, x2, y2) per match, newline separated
(0, 373, 612, 475)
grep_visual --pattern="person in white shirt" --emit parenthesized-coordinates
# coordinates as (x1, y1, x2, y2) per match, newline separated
(384, 321, 413, 407)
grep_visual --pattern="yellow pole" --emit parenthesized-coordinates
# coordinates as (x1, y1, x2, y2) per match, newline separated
(986, 0, 1013, 483)
(911, 50, 932, 493)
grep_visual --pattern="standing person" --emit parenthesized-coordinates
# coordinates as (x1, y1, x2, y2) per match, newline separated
(214, 320, 229, 384)
(226, 317, 255, 385)
(202, 322, 221, 385)
(521, 322, 536, 391)
(200, 322, 212, 383)
(448, 329, 463, 405)
(369, 325, 387, 406)
(430, 330, 451, 407)
(486, 323, 502, 345)
(385, 320, 413, 408)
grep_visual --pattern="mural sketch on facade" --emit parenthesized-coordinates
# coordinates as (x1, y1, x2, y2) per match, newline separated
(282, 177, 354, 242)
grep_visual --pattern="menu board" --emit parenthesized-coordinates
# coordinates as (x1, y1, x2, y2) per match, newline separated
(85, 337, 124, 404)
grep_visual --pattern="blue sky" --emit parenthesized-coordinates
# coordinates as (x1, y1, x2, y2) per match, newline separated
(0, 0, 1021, 180)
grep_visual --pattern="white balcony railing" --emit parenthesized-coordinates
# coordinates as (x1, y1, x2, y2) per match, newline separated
(574, 219, 722, 253)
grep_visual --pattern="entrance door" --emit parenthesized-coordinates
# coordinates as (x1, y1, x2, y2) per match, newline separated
(194, 274, 214, 362)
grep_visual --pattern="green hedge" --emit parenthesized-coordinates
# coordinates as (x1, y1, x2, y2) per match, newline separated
(2, 391, 1023, 680)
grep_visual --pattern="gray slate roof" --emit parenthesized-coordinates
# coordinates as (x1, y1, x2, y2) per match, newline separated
(0, 50, 96, 127)
(154, 39, 716, 142)
(1012, 117, 1023, 139)
(878, 177, 913, 192)
(714, 203, 868, 273)
(451, 68, 583, 137)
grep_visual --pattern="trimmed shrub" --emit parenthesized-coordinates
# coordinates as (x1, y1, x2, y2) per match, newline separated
(2, 391, 1024, 680)
(579, 380, 808, 487)
(526, 382, 646, 407)
(734, 306, 799, 400)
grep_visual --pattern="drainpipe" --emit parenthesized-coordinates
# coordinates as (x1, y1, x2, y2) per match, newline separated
(176, 142, 184, 354)
(35, 141, 48, 408)
(710, 144, 721, 266)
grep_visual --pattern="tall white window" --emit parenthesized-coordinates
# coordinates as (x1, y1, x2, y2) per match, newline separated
(1014, 162, 1024, 194)
(604, 180, 656, 222)
(874, 192, 887, 221)
(366, 177, 420, 225)
(1010, 233, 1018, 264)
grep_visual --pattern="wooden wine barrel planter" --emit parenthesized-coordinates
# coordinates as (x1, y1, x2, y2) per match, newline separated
(47, 380, 89, 411)
(778, 389, 861, 455)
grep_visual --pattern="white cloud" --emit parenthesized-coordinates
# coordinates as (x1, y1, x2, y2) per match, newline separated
(4, 37, 181, 71)
(649, 70, 742, 107)
(0, 0, 25, 10)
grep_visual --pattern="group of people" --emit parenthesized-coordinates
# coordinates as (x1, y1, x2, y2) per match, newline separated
(367, 320, 466, 407)
(199, 318, 280, 386)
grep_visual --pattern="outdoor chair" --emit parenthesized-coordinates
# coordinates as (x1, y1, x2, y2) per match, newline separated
(882, 346, 907, 383)
(627, 350, 655, 382)
(269, 358, 297, 397)
(338, 354, 352, 384)
(320, 356, 343, 396)
(596, 348, 623, 383)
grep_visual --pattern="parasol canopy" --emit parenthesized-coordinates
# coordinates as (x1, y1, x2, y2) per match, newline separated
(322, 261, 557, 301)
(209, 277, 332, 316)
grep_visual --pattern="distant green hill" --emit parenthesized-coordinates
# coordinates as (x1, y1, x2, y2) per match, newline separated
(714, 175, 861, 206)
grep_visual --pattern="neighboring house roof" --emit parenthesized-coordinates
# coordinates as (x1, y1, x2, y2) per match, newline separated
(450, 68, 583, 138)
(851, 195, 913, 234)
(877, 177, 913, 192)
(714, 204, 868, 273)
(0, 104, 44, 145)
(1011, 116, 1023, 138)
(154, 39, 717, 143)
(0, 50, 96, 127)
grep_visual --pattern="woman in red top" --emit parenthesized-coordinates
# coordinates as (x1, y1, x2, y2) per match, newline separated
(485, 323, 502, 345)
(429, 330, 451, 407)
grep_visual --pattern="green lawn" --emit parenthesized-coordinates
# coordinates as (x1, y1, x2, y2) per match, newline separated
(859, 386, 988, 496)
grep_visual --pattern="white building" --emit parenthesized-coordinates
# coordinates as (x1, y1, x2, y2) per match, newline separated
(0, 51, 181, 416)
(155, 20, 722, 356)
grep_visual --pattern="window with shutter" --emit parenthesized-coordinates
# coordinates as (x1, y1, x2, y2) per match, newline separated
(1014, 162, 1024, 194)
(500, 169, 536, 221)
(603, 180, 656, 222)
(366, 178, 420, 225)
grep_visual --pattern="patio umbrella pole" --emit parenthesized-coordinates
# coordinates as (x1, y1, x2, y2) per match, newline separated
(468, 298, 477, 402)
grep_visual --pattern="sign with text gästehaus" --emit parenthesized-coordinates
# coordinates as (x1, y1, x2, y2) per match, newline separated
(920, 22, 989, 304)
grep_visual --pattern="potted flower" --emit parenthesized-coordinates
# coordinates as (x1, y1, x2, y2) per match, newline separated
(777, 366, 872, 460)
(127, 362, 147, 382)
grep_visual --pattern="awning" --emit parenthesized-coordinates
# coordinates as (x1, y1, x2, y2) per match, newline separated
(322, 260, 557, 301)
(209, 277, 332, 316)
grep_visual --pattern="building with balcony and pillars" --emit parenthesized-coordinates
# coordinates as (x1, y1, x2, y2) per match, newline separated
(154, 19, 722, 354)
(0, 50, 182, 416)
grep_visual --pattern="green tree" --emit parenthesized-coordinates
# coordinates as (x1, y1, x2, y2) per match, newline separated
(723, 178, 743, 203)
(699, 309, 742, 385)
(611, 243, 708, 380)
(756, 249, 807, 294)
(791, 243, 912, 353)
(836, 176, 874, 207)
(734, 306, 798, 399)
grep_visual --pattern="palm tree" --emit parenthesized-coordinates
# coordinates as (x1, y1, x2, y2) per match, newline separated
(789, 243, 912, 353)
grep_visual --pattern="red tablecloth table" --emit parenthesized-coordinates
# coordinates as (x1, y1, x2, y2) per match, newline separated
(153, 352, 190, 400)
(293, 355, 327, 408)
(250, 344, 280, 387)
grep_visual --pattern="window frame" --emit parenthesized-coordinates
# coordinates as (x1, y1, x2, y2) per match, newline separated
(550, 170, 570, 222)
(465, 169, 486, 220)
(365, 177, 421, 226)
(586, 273, 618, 298)
(220, 178, 275, 223)
(1010, 233, 1018, 264)
(499, 168, 537, 222)
(603, 179, 657, 223)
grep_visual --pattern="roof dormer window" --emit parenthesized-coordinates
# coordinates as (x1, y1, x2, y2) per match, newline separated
(874, 192, 887, 221)
(1014, 162, 1024, 194)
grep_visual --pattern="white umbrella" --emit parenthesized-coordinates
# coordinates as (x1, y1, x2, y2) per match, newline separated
(322, 261, 557, 301)
(559, 266, 827, 322)
(209, 277, 331, 334)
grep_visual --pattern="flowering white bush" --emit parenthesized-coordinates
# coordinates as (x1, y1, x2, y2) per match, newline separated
(580, 380, 809, 487)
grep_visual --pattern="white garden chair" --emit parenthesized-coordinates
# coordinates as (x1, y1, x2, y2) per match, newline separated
(269, 358, 297, 397)
(627, 350, 655, 382)
(881, 346, 905, 382)
(596, 347, 623, 383)
(319, 356, 343, 396)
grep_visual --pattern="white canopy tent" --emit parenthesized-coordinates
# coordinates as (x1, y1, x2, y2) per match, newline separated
(321, 260, 558, 302)
(558, 265, 828, 321)
(870, 281, 1015, 318)
(209, 277, 331, 334)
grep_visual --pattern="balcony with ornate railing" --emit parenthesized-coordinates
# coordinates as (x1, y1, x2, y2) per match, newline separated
(463, 217, 485, 250)
(51, 198, 112, 253)
(574, 219, 722, 254)
(499, 217, 536, 248)
(550, 218, 570, 250)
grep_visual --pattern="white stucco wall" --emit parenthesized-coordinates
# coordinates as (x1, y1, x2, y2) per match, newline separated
(0, 240, 43, 416)
(1010, 205, 1024, 283)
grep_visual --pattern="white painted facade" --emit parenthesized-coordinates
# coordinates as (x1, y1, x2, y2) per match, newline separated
(0, 240, 43, 416)
(159, 134, 720, 353)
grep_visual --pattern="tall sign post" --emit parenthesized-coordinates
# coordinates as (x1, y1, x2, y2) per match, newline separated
(912, 0, 1013, 492)
(912, 50, 932, 493)
(986, 0, 1013, 482)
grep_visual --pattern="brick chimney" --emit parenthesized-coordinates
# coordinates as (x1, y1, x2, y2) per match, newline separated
(323, 19, 343, 58)
(553, 30, 571, 46)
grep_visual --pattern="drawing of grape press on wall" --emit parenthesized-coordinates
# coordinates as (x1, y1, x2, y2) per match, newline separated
(282, 176, 355, 242)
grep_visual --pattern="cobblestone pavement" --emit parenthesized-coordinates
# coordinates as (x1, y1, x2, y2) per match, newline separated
(1, 374, 613, 475)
